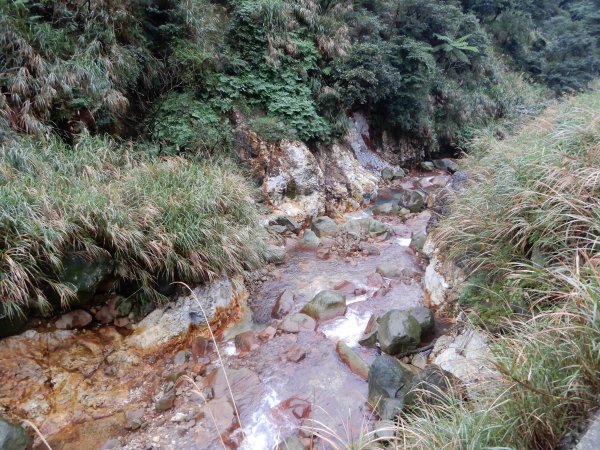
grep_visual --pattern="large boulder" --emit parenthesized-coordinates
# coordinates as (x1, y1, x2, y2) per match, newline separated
(310, 216, 338, 237)
(394, 189, 427, 213)
(407, 307, 434, 334)
(368, 355, 415, 420)
(377, 310, 421, 355)
(404, 364, 464, 408)
(301, 291, 346, 321)
(0, 418, 30, 450)
(0, 305, 27, 339)
(58, 253, 113, 306)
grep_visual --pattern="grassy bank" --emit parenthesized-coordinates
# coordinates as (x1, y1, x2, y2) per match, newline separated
(0, 134, 264, 317)
(397, 90, 600, 448)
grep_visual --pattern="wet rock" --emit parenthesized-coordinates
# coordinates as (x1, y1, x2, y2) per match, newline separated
(407, 307, 434, 334)
(409, 231, 427, 252)
(315, 247, 331, 260)
(297, 230, 321, 250)
(124, 408, 145, 430)
(0, 418, 30, 450)
(433, 158, 459, 173)
(279, 313, 316, 333)
(0, 305, 27, 339)
(301, 291, 347, 322)
(113, 317, 129, 328)
(55, 310, 93, 330)
(359, 330, 379, 347)
(272, 288, 295, 319)
(155, 391, 176, 412)
(368, 220, 389, 239)
(395, 189, 426, 213)
(191, 336, 211, 358)
(234, 331, 258, 353)
(276, 436, 306, 450)
(375, 263, 412, 279)
(368, 355, 415, 420)
(392, 168, 406, 180)
(202, 397, 236, 433)
(58, 253, 113, 306)
(287, 345, 307, 363)
(264, 245, 286, 265)
(336, 341, 369, 380)
(377, 310, 421, 355)
(404, 364, 464, 408)
(367, 273, 386, 288)
(332, 280, 357, 296)
(372, 202, 398, 216)
(270, 216, 301, 234)
(311, 216, 338, 237)
(276, 397, 312, 420)
(420, 161, 435, 171)
(361, 243, 381, 256)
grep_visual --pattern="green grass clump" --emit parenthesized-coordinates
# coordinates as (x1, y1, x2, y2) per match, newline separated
(0, 134, 264, 316)
(393, 90, 600, 448)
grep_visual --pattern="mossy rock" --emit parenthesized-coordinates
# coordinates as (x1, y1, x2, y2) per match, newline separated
(57, 253, 114, 308)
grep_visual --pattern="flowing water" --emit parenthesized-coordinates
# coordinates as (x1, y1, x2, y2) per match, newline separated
(0, 171, 452, 450)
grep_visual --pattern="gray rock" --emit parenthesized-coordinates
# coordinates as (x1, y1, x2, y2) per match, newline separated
(408, 307, 434, 334)
(155, 391, 176, 412)
(377, 310, 421, 355)
(409, 231, 427, 252)
(264, 245, 286, 265)
(372, 202, 398, 216)
(311, 216, 338, 237)
(270, 216, 301, 234)
(375, 263, 412, 279)
(234, 330, 258, 353)
(297, 230, 321, 250)
(173, 349, 189, 366)
(358, 329, 379, 347)
(368, 220, 389, 239)
(394, 189, 427, 213)
(420, 161, 435, 171)
(268, 225, 288, 235)
(368, 355, 415, 419)
(279, 313, 316, 333)
(433, 158, 459, 173)
(55, 310, 93, 330)
(381, 167, 394, 180)
(124, 408, 145, 430)
(272, 288, 295, 319)
(58, 253, 113, 306)
(0, 418, 30, 450)
(301, 291, 346, 321)
(404, 364, 463, 407)
(392, 168, 406, 180)
(0, 305, 27, 339)
(577, 413, 600, 450)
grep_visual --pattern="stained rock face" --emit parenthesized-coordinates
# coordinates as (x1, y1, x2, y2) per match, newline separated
(377, 310, 421, 355)
(300, 291, 347, 322)
(127, 275, 247, 350)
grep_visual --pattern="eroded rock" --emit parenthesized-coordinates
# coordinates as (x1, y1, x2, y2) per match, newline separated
(301, 291, 347, 322)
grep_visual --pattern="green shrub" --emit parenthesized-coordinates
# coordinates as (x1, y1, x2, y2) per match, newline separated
(0, 133, 264, 316)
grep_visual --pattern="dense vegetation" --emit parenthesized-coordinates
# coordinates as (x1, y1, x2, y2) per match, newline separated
(397, 90, 600, 449)
(0, 0, 598, 317)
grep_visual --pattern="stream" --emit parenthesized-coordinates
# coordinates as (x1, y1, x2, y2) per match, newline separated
(0, 170, 453, 450)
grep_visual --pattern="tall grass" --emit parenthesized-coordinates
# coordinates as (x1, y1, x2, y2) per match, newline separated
(394, 90, 600, 448)
(0, 133, 264, 316)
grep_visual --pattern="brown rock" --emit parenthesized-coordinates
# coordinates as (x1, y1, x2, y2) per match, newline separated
(272, 288, 295, 319)
(55, 310, 93, 329)
(275, 397, 312, 421)
(336, 341, 369, 380)
(333, 280, 357, 296)
(202, 397, 236, 433)
(124, 408, 145, 430)
(155, 391, 176, 412)
(234, 331, 258, 353)
(258, 326, 277, 342)
(191, 336, 210, 358)
(286, 345, 307, 363)
(367, 273, 386, 289)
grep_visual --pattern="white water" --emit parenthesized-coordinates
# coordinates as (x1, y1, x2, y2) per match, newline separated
(240, 385, 284, 450)
(396, 237, 412, 246)
(320, 308, 372, 348)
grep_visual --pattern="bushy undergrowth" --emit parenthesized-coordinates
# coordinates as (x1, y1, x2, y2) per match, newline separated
(0, 134, 264, 316)
(394, 91, 600, 448)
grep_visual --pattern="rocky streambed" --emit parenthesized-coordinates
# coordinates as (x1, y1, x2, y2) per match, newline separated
(0, 168, 492, 450)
